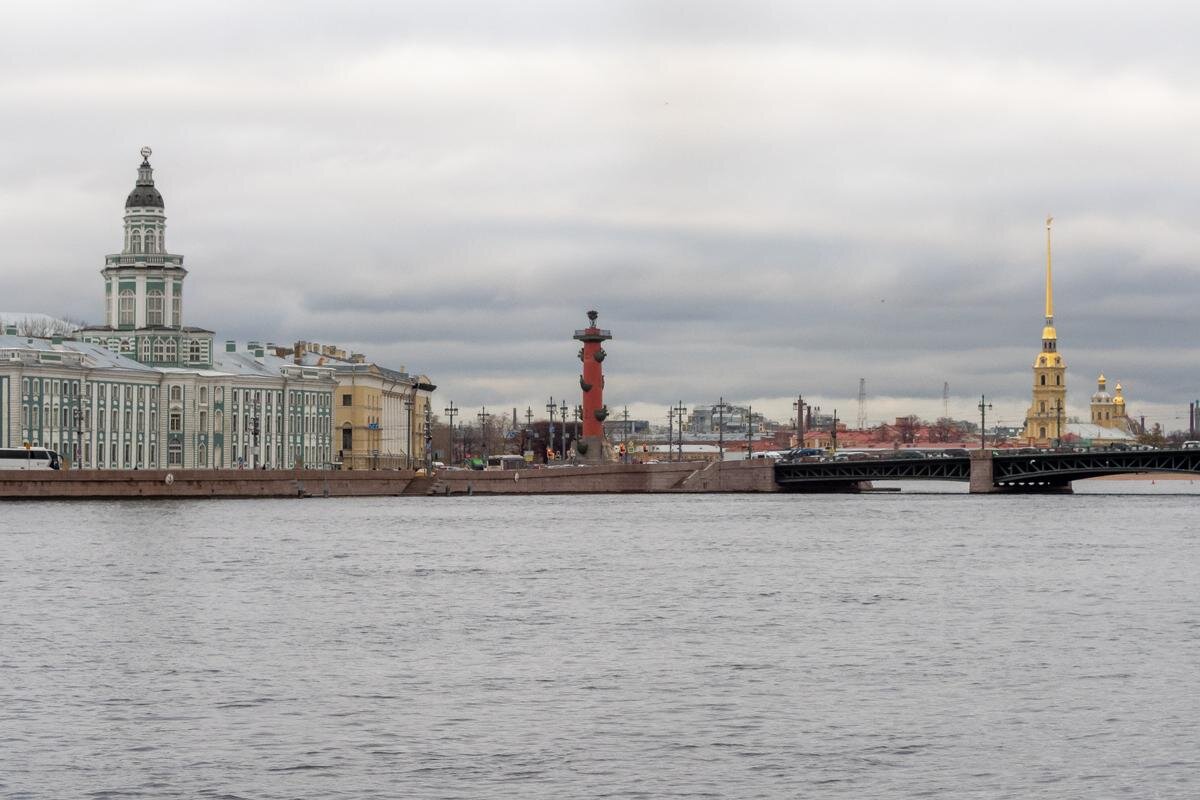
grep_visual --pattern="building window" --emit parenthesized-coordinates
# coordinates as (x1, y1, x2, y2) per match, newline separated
(1040, 375, 1046, 386)
(164, 339, 177, 362)
(169, 412, 182, 432)
(168, 443, 182, 466)
(199, 386, 208, 404)
(342, 394, 352, 406)
(173, 294, 181, 325)
(146, 290, 164, 326)
(118, 290, 135, 326)
(189, 340, 204, 362)
(1056, 375, 1061, 386)
(170, 385, 182, 402)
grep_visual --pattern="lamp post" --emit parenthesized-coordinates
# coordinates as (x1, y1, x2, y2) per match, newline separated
(444, 401, 458, 466)
(477, 406, 491, 458)
(674, 401, 687, 461)
(793, 394, 805, 447)
(404, 395, 415, 469)
(978, 395, 993, 451)
(667, 406, 674, 462)
(424, 403, 433, 473)
(1055, 398, 1064, 448)
(559, 399, 569, 460)
(746, 405, 754, 459)
(574, 404, 582, 460)
(545, 397, 556, 462)
(718, 397, 725, 461)
(72, 407, 84, 469)
(830, 408, 839, 454)
(251, 415, 261, 469)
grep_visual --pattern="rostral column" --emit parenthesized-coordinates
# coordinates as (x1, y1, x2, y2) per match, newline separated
(574, 310, 613, 462)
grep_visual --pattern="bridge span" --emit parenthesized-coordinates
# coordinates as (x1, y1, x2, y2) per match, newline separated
(773, 448, 1200, 493)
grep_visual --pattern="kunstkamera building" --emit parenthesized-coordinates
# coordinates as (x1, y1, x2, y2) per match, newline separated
(0, 148, 335, 469)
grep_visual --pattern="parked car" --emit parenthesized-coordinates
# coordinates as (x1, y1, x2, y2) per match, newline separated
(892, 450, 926, 459)
(941, 448, 970, 458)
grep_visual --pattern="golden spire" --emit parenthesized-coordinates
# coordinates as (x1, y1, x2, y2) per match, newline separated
(1044, 215, 1054, 323)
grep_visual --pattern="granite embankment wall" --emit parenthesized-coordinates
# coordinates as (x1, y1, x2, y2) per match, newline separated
(0, 460, 780, 499)
(433, 460, 779, 495)
(0, 469, 423, 499)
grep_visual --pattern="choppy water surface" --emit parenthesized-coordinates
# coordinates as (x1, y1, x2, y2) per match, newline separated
(2, 485, 1199, 798)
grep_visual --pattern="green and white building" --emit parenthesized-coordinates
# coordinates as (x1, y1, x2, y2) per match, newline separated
(1, 148, 335, 469)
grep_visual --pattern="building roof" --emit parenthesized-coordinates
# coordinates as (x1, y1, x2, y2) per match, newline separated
(1065, 422, 1136, 442)
(0, 334, 158, 373)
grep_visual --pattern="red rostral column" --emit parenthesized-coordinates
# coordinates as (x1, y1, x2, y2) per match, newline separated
(574, 310, 612, 447)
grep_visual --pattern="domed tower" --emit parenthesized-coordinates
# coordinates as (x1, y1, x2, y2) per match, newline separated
(81, 147, 211, 368)
(1023, 216, 1067, 444)
(1091, 374, 1115, 426)
(1113, 382, 1129, 427)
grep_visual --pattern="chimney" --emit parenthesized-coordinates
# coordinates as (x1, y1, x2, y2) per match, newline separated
(225, 340, 236, 353)
(293, 340, 305, 365)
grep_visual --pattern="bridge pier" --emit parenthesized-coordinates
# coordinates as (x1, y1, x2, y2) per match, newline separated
(969, 450, 998, 494)
(970, 450, 1073, 494)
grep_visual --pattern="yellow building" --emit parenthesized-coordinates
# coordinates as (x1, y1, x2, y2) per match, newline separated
(1024, 217, 1067, 444)
(1089, 374, 1133, 432)
(286, 342, 435, 469)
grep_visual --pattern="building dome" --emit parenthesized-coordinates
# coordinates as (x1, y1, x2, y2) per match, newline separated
(125, 148, 164, 209)
(125, 184, 163, 209)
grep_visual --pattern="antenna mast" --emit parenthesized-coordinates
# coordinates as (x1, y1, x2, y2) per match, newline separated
(857, 378, 867, 430)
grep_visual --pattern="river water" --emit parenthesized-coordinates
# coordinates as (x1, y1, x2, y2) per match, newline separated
(2, 482, 1198, 798)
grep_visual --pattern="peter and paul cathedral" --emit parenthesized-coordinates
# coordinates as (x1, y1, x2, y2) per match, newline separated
(1023, 216, 1067, 444)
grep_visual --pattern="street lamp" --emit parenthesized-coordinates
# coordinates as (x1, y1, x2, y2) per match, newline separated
(718, 397, 725, 461)
(477, 406, 491, 458)
(251, 415, 261, 469)
(1055, 398, 1064, 448)
(559, 400, 569, 460)
(404, 395, 415, 469)
(978, 395, 993, 451)
(71, 407, 84, 469)
(545, 397, 556, 461)
(793, 394, 805, 447)
(674, 401, 687, 461)
(444, 401, 458, 466)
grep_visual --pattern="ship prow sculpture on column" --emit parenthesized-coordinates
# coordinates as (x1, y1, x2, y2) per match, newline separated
(573, 310, 616, 464)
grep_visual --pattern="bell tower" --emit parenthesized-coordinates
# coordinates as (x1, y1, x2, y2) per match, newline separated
(1023, 216, 1067, 444)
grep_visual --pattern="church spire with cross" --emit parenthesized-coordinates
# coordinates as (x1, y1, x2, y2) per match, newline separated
(1024, 216, 1067, 444)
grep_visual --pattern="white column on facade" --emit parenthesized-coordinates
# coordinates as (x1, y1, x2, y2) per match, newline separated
(135, 273, 147, 328)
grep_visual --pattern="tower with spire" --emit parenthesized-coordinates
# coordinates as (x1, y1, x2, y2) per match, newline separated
(80, 147, 213, 367)
(1023, 216, 1067, 444)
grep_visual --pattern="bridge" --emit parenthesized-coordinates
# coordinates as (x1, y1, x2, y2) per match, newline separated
(773, 448, 1200, 493)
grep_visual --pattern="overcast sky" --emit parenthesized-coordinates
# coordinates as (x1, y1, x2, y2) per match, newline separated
(3, 1, 1199, 431)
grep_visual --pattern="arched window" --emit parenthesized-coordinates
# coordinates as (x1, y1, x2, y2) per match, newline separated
(164, 339, 177, 361)
(146, 290, 164, 326)
(118, 290, 135, 326)
(1039, 426, 1047, 438)
(170, 385, 182, 402)
(1040, 374, 1046, 386)
(1055, 375, 1061, 386)
(200, 386, 208, 404)
(153, 338, 166, 362)
(172, 294, 181, 326)
(132, 231, 143, 253)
